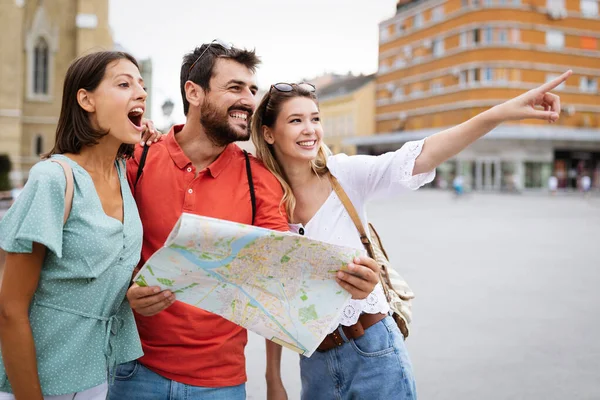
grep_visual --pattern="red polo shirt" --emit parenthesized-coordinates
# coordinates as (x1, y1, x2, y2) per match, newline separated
(126, 124, 288, 387)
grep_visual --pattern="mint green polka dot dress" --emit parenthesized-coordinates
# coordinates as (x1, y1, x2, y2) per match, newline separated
(0, 155, 143, 396)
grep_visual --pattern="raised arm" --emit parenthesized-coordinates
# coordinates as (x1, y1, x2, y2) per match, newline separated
(413, 70, 572, 175)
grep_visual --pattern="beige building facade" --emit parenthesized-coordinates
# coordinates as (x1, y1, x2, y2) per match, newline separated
(0, 0, 113, 185)
(318, 74, 376, 155)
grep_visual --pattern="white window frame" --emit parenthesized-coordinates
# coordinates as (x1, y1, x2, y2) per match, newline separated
(482, 67, 494, 83)
(393, 87, 405, 101)
(431, 81, 443, 93)
(580, 76, 598, 92)
(459, 71, 468, 87)
(460, 31, 468, 48)
(432, 5, 445, 22)
(414, 12, 424, 28)
(433, 38, 445, 56)
(580, 0, 599, 16)
(511, 28, 521, 43)
(483, 27, 493, 44)
(380, 26, 389, 41)
(498, 29, 508, 44)
(547, 0, 566, 9)
(546, 30, 565, 49)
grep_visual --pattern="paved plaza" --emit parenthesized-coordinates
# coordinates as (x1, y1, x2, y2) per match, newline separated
(1, 191, 598, 399)
(245, 190, 600, 400)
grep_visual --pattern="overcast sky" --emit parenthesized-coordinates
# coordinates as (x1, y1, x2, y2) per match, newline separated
(108, 0, 397, 127)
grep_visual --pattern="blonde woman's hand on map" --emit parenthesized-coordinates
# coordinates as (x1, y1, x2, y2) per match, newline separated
(336, 256, 380, 300)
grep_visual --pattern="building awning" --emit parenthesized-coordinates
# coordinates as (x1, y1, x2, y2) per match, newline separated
(343, 125, 600, 147)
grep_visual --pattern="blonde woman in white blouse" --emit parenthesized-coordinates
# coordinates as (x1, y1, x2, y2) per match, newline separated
(252, 72, 571, 400)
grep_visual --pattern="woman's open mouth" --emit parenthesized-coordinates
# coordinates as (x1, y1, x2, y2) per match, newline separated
(128, 107, 144, 129)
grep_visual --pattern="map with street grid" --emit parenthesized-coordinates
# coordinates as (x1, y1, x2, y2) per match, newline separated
(134, 213, 361, 356)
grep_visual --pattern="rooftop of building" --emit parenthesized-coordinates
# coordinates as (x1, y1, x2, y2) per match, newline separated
(317, 73, 376, 101)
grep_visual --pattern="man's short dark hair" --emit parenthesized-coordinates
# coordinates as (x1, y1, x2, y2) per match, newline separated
(180, 44, 260, 115)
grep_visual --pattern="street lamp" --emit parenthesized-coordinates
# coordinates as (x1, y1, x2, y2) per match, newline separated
(161, 99, 175, 132)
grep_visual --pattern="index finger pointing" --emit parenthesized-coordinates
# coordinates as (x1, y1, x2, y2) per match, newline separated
(538, 70, 572, 93)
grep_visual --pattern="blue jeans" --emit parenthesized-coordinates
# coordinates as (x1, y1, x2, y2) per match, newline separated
(107, 360, 246, 400)
(300, 315, 417, 400)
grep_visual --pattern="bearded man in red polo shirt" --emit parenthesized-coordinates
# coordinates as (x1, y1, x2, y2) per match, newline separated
(106, 42, 289, 400)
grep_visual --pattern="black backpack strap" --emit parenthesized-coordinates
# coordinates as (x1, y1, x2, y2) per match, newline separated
(243, 150, 256, 225)
(134, 145, 150, 189)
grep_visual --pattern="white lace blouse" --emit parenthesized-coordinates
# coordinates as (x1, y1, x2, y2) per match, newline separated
(288, 140, 435, 331)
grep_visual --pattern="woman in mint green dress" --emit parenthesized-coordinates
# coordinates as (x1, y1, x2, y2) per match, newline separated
(0, 51, 160, 399)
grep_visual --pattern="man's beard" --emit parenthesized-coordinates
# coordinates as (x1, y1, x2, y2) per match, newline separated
(200, 99, 252, 147)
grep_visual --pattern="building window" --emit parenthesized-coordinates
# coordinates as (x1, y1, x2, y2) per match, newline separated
(414, 12, 424, 28)
(397, 21, 405, 35)
(498, 29, 508, 43)
(462, 0, 470, 6)
(547, 0, 566, 9)
(460, 31, 468, 48)
(580, 76, 598, 92)
(403, 45, 412, 57)
(484, 0, 494, 5)
(513, 0, 521, 4)
(469, 68, 481, 83)
(546, 30, 565, 49)
(499, 0, 507, 4)
(546, 73, 566, 90)
(393, 87, 405, 101)
(459, 71, 468, 86)
(33, 37, 49, 95)
(432, 5, 444, 21)
(581, 0, 599, 16)
(34, 135, 44, 156)
(511, 28, 521, 43)
(472, 0, 481, 5)
(433, 38, 445, 56)
(394, 56, 405, 68)
(472, 29, 481, 44)
(431, 81, 443, 93)
(483, 27, 493, 44)
(482, 67, 494, 83)
(380, 27, 389, 41)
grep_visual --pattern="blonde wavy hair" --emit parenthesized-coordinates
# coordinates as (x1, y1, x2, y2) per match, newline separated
(251, 85, 330, 222)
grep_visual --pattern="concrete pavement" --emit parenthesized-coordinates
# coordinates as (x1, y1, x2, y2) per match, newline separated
(245, 191, 600, 399)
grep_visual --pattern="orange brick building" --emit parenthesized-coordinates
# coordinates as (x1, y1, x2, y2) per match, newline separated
(349, 0, 600, 191)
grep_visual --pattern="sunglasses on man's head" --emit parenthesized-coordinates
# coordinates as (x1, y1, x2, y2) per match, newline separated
(188, 38, 232, 78)
(269, 82, 316, 93)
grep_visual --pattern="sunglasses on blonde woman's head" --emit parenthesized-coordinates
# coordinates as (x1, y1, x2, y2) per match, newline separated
(269, 82, 316, 93)
(187, 38, 233, 79)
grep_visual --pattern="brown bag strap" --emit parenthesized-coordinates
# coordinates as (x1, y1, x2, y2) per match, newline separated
(327, 173, 375, 258)
(50, 159, 74, 224)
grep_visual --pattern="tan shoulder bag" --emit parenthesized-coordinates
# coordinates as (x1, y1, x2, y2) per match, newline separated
(50, 159, 74, 223)
(328, 173, 415, 339)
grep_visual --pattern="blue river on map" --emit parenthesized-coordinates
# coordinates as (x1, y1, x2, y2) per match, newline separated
(170, 231, 307, 352)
